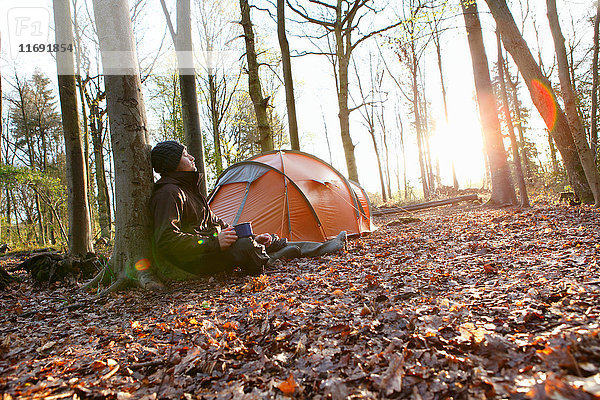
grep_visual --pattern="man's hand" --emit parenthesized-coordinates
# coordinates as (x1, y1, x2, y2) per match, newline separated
(218, 228, 238, 249)
(255, 233, 272, 247)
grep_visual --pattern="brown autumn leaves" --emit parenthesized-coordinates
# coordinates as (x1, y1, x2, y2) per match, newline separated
(1, 200, 600, 399)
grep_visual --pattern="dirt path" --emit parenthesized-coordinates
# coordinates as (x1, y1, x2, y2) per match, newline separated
(1, 202, 599, 399)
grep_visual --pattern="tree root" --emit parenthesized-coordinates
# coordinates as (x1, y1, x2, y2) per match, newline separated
(82, 266, 165, 297)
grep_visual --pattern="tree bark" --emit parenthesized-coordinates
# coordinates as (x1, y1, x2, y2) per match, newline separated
(88, 98, 112, 239)
(462, 0, 516, 206)
(91, 0, 157, 292)
(334, 17, 359, 183)
(546, 0, 600, 206)
(53, 0, 94, 255)
(174, 0, 207, 196)
(505, 71, 532, 181)
(484, 0, 593, 203)
(208, 73, 223, 174)
(497, 30, 530, 207)
(239, 0, 273, 152)
(277, 0, 300, 150)
(592, 0, 600, 157)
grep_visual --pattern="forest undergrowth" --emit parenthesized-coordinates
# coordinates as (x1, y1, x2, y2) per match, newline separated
(1, 199, 599, 399)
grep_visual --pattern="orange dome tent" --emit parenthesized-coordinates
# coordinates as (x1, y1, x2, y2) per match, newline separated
(208, 150, 375, 242)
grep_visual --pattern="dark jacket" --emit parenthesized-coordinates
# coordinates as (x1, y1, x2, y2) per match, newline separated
(151, 171, 228, 269)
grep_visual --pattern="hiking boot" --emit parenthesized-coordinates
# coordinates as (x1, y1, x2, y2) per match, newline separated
(266, 234, 288, 254)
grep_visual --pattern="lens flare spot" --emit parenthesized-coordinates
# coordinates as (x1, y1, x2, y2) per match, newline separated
(213, 232, 218, 237)
(531, 79, 557, 131)
(198, 239, 204, 245)
(135, 258, 151, 271)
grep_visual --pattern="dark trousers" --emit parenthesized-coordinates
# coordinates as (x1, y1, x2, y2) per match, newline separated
(180, 237, 269, 276)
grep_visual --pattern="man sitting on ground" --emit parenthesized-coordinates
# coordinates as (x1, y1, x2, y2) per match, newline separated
(150, 141, 346, 277)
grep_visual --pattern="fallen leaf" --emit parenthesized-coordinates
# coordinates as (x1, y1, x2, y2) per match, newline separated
(278, 373, 298, 395)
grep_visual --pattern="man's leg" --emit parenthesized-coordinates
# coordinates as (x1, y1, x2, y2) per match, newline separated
(227, 237, 270, 274)
(269, 231, 347, 260)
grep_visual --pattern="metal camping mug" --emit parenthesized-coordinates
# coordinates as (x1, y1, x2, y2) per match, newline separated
(234, 222, 253, 238)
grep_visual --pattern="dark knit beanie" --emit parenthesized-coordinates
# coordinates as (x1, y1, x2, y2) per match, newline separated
(151, 141, 185, 174)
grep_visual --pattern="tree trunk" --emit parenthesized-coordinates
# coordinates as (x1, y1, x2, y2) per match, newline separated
(91, 0, 157, 292)
(53, 0, 94, 255)
(547, 0, 600, 206)
(433, 23, 459, 190)
(410, 42, 429, 200)
(89, 101, 112, 239)
(592, 0, 600, 157)
(547, 131, 559, 174)
(168, 0, 208, 197)
(368, 125, 387, 202)
(505, 71, 533, 181)
(334, 22, 359, 183)
(72, 3, 94, 230)
(277, 0, 300, 151)
(497, 30, 530, 207)
(462, 0, 516, 206)
(208, 73, 223, 174)
(484, 0, 592, 203)
(0, 53, 2, 241)
(239, 0, 273, 152)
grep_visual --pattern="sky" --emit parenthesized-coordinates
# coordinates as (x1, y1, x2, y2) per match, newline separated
(1, 0, 597, 195)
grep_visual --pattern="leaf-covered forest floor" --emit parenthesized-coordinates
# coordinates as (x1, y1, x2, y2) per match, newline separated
(1, 200, 600, 399)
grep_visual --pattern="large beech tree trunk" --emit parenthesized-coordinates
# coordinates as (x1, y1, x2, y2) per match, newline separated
(53, 0, 93, 255)
(484, 0, 593, 203)
(462, 0, 516, 206)
(277, 0, 299, 150)
(497, 30, 529, 207)
(546, 0, 600, 206)
(90, 0, 157, 292)
(240, 0, 273, 152)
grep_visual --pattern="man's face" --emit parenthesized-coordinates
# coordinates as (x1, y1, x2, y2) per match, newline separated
(176, 148, 197, 172)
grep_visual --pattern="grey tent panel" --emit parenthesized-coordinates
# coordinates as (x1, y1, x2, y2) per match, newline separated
(216, 164, 270, 186)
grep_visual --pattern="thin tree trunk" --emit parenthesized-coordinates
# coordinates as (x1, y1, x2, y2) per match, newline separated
(170, 0, 207, 196)
(591, 0, 600, 157)
(421, 92, 436, 192)
(505, 71, 532, 181)
(411, 47, 429, 200)
(462, 0, 516, 206)
(497, 30, 530, 207)
(485, 0, 593, 203)
(72, 0, 93, 227)
(239, 0, 273, 152)
(89, 102, 112, 239)
(54, 0, 94, 255)
(208, 73, 223, 174)
(548, 131, 559, 173)
(321, 109, 333, 165)
(91, 0, 157, 292)
(277, 0, 299, 150)
(433, 23, 458, 190)
(368, 125, 387, 202)
(0, 56, 2, 241)
(547, 0, 600, 206)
